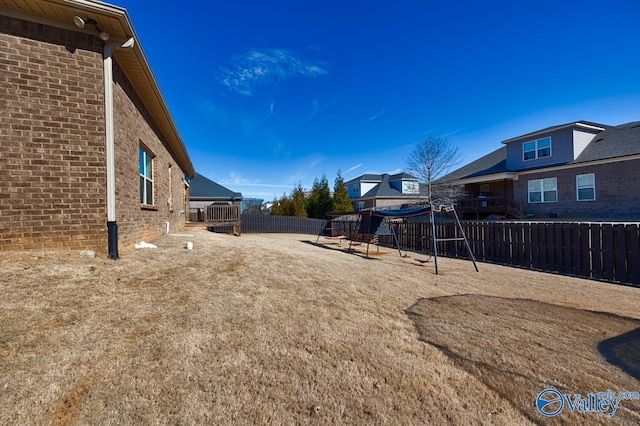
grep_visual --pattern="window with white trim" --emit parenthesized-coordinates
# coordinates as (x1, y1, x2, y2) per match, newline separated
(139, 146, 154, 206)
(528, 178, 557, 203)
(523, 137, 552, 161)
(576, 173, 595, 201)
(402, 180, 419, 194)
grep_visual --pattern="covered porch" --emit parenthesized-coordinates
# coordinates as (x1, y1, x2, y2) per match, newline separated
(456, 179, 523, 220)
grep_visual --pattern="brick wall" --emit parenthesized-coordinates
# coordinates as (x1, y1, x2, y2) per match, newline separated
(0, 16, 107, 252)
(0, 15, 190, 254)
(514, 159, 640, 220)
(112, 62, 188, 251)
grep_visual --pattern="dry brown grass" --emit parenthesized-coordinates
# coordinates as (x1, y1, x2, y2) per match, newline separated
(1, 230, 638, 425)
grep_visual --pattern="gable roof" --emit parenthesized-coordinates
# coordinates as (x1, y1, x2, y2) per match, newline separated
(190, 173, 243, 200)
(574, 121, 640, 163)
(359, 174, 426, 199)
(346, 172, 418, 186)
(0, 0, 195, 177)
(345, 174, 382, 186)
(389, 172, 419, 181)
(501, 120, 609, 144)
(442, 147, 508, 181)
(446, 121, 640, 183)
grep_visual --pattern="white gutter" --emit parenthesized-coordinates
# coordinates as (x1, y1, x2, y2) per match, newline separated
(104, 37, 135, 259)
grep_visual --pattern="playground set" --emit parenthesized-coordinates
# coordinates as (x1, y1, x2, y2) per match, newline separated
(316, 205, 478, 274)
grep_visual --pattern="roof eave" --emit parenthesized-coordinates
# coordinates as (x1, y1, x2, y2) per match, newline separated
(452, 172, 519, 185)
(1, 0, 195, 177)
(501, 122, 605, 145)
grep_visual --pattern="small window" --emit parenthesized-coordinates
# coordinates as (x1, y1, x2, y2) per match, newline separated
(523, 141, 537, 161)
(139, 146, 154, 206)
(576, 173, 595, 201)
(355, 201, 365, 211)
(403, 180, 419, 194)
(528, 178, 557, 203)
(523, 137, 552, 161)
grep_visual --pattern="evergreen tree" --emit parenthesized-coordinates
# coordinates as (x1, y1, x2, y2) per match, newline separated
(271, 193, 293, 216)
(332, 169, 354, 213)
(306, 175, 332, 218)
(292, 182, 308, 217)
(269, 195, 281, 215)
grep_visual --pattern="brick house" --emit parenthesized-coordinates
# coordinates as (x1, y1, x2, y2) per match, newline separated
(0, 0, 195, 257)
(445, 121, 640, 220)
(346, 173, 427, 210)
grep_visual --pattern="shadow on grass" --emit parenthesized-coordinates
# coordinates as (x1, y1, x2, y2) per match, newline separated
(598, 327, 640, 381)
(300, 240, 382, 260)
(406, 294, 640, 424)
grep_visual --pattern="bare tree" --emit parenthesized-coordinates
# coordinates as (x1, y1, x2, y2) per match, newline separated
(406, 135, 462, 205)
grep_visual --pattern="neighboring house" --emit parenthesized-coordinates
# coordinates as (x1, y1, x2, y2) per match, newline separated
(187, 173, 242, 234)
(188, 173, 243, 210)
(0, 0, 195, 257)
(346, 173, 426, 210)
(445, 121, 640, 220)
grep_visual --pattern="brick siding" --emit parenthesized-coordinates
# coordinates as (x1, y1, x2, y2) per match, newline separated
(1, 16, 189, 254)
(514, 159, 640, 220)
(112, 62, 188, 249)
(0, 16, 106, 252)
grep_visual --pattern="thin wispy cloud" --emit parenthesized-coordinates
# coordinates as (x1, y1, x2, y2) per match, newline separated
(225, 182, 294, 188)
(368, 109, 385, 122)
(440, 128, 461, 138)
(385, 168, 403, 175)
(197, 98, 229, 125)
(220, 172, 292, 189)
(345, 163, 363, 174)
(419, 128, 460, 138)
(219, 48, 328, 96)
(294, 96, 341, 127)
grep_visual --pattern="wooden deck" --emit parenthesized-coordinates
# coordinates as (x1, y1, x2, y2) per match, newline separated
(456, 196, 524, 219)
(187, 205, 241, 235)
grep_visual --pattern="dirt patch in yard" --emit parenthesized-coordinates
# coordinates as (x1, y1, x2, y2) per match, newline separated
(407, 294, 640, 425)
(1, 230, 639, 424)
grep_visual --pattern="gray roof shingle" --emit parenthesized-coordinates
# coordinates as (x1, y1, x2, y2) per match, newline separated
(574, 121, 640, 163)
(359, 173, 425, 199)
(190, 173, 243, 200)
(445, 121, 640, 181)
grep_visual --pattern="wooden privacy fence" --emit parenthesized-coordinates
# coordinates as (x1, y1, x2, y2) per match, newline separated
(240, 215, 640, 286)
(241, 214, 325, 235)
(395, 221, 640, 287)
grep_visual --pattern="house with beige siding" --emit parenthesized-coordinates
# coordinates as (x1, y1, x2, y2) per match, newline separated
(0, 0, 195, 258)
(445, 121, 640, 220)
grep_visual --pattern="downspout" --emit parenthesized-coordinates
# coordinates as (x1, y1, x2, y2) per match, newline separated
(103, 38, 135, 259)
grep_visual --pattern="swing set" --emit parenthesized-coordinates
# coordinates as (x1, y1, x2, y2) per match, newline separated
(316, 204, 478, 274)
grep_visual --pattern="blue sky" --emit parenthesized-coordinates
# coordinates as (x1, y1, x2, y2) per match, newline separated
(116, 0, 640, 201)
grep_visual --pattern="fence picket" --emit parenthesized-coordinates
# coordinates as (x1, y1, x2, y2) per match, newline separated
(626, 224, 640, 285)
(614, 224, 627, 283)
(592, 224, 603, 280)
(240, 215, 638, 286)
(579, 223, 591, 278)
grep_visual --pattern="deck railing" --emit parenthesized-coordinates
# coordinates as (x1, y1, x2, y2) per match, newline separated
(456, 196, 524, 219)
(188, 205, 241, 234)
